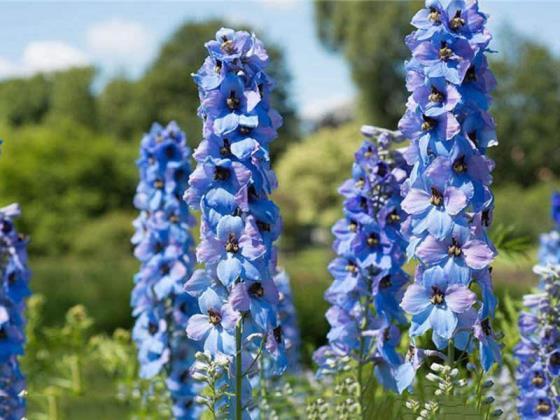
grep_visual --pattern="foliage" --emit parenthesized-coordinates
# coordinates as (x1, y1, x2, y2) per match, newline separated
(314, 0, 421, 127)
(491, 34, 560, 186)
(0, 121, 136, 255)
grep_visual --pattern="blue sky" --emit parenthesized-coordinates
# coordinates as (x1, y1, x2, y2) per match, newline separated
(0, 1, 558, 119)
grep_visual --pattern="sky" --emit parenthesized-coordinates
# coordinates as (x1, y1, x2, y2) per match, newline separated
(0, 1, 559, 120)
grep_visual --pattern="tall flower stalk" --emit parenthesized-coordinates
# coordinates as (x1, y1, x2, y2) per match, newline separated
(515, 193, 560, 419)
(131, 122, 201, 419)
(0, 203, 31, 419)
(184, 28, 286, 419)
(397, 0, 501, 392)
(312, 126, 410, 416)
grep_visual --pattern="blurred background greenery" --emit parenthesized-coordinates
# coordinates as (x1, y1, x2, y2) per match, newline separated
(0, 1, 558, 377)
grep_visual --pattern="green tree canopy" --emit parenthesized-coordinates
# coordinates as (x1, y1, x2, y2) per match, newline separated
(314, 0, 421, 128)
(0, 120, 136, 255)
(490, 34, 560, 186)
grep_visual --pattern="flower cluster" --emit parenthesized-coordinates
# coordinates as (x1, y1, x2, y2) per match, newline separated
(515, 264, 560, 419)
(398, 0, 500, 387)
(131, 122, 201, 419)
(313, 126, 410, 391)
(184, 28, 286, 416)
(0, 203, 30, 419)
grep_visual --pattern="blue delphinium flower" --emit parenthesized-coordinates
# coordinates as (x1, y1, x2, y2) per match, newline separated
(313, 127, 410, 398)
(0, 203, 31, 419)
(184, 28, 286, 418)
(515, 195, 560, 419)
(397, 0, 500, 391)
(515, 265, 560, 419)
(131, 122, 201, 419)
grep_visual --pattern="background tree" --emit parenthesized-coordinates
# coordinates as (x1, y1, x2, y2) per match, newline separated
(46, 67, 98, 129)
(490, 33, 560, 186)
(314, 0, 421, 128)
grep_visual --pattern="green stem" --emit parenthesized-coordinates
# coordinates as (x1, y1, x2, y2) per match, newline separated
(235, 320, 243, 420)
(447, 339, 455, 368)
(47, 393, 58, 420)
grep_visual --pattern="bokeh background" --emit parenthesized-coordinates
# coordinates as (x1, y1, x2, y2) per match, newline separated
(0, 1, 559, 414)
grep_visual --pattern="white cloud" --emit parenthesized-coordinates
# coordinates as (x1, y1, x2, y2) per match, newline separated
(87, 18, 154, 61)
(23, 41, 89, 73)
(0, 41, 90, 80)
(260, 0, 298, 10)
(300, 95, 354, 121)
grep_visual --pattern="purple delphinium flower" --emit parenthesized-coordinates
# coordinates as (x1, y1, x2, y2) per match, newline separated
(397, 0, 500, 392)
(131, 122, 202, 419)
(515, 198, 560, 419)
(0, 203, 30, 419)
(313, 127, 411, 396)
(184, 28, 286, 417)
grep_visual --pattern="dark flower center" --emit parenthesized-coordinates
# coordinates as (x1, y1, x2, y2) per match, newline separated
(429, 87, 444, 103)
(258, 83, 264, 98)
(536, 399, 551, 415)
(148, 322, 158, 335)
(355, 178, 365, 188)
(214, 166, 230, 181)
(531, 372, 545, 388)
(154, 179, 164, 189)
(273, 326, 283, 343)
(214, 60, 222, 74)
(481, 318, 492, 336)
(453, 156, 467, 173)
(430, 187, 444, 206)
(421, 115, 437, 131)
(221, 37, 235, 54)
(256, 221, 271, 232)
(387, 210, 400, 224)
(226, 90, 240, 110)
(179, 370, 190, 383)
(165, 144, 176, 158)
(428, 7, 441, 23)
(239, 126, 251, 135)
(549, 352, 560, 367)
(377, 163, 387, 177)
(249, 282, 265, 298)
(345, 261, 358, 273)
(367, 233, 380, 247)
(364, 146, 374, 158)
(349, 220, 358, 232)
(439, 42, 453, 61)
(466, 66, 477, 82)
(359, 196, 368, 209)
(8, 272, 16, 285)
(448, 238, 462, 257)
(169, 214, 179, 224)
(449, 10, 465, 30)
(208, 310, 222, 325)
(225, 234, 240, 253)
(430, 286, 445, 305)
(379, 275, 392, 289)
(161, 263, 170, 275)
(220, 139, 231, 156)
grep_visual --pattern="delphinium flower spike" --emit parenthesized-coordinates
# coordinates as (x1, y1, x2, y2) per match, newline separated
(514, 194, 560, 419)
(397, 0, 501, 393)
(131, 122, 201, 419)
(312, 126, 410, 416)
(0, 203, 31, 419)
(184, 28, 286, 419)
